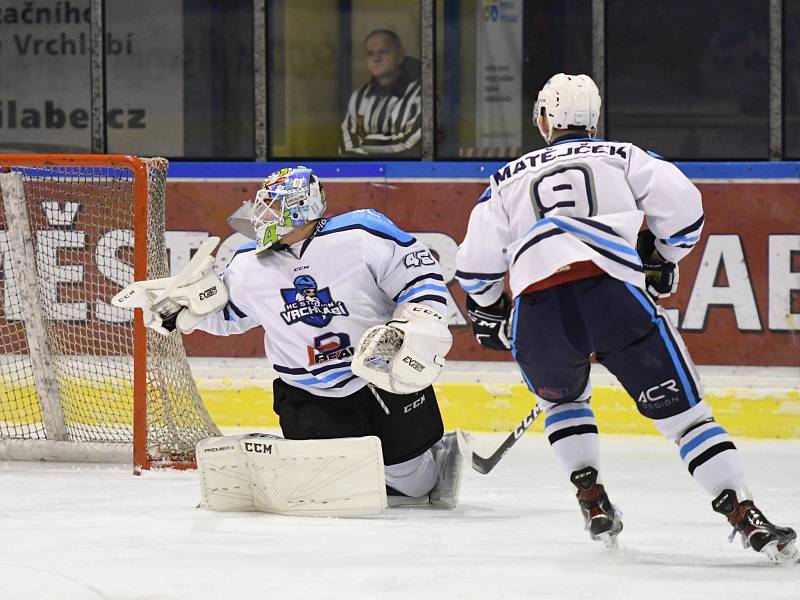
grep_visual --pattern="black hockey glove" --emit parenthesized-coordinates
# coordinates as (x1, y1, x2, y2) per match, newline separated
(637, 229, 679, 300)
(466, 293, 512, 351)
(159, 308, 182, 333)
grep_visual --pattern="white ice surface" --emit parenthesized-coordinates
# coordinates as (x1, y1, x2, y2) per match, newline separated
(1, 434, 798, 600)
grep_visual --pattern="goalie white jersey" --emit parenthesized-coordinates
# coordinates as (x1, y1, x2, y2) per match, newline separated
(197, 210, 449, 397)
(456, 135, 704, 306)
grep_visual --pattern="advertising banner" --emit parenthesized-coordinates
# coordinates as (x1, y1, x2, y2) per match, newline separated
(0, 0, 183, 154)
(475, 0, 523, 155)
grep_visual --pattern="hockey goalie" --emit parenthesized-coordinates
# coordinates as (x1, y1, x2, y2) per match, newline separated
(113, 166, 468, 517)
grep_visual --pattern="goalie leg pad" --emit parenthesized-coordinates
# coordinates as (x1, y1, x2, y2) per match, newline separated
(243, 435, 387, 517)
(198, 434, 388, 517)
(197, 435, 262, 512)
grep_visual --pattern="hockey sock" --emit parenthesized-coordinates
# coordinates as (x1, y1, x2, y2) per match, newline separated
(385, 450, 438, 497)
(544, 401, 601, 482)
(678, 418, 749, 498)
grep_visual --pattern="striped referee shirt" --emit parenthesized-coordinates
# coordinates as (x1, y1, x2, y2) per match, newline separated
(339, 57, 422, 157)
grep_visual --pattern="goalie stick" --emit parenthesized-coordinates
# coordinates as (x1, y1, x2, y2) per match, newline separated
(471, 404, 543, 474)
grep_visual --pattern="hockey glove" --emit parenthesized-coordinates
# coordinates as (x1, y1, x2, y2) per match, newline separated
(637, 229, 679, 299)
(111, 236, 228, 336)
(351, 303, 452, 394)
(465, 293, 512, 351)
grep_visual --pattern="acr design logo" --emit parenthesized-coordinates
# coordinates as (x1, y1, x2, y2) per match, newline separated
(280, 275, 349, 327)
(637, 379, 680, 404)
(307, 332, 354, 365)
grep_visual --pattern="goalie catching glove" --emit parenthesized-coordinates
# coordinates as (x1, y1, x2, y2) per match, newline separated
(111, 236, 229, 335)
(636, 229, 679, 300)
(465, 293, 512, 351)
(351, 303, 452, 395)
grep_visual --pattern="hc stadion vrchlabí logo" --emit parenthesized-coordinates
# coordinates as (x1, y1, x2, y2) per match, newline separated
(280, 275, 349, 327)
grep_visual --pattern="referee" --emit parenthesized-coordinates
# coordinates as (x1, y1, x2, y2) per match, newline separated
(339, 30, 422, 157)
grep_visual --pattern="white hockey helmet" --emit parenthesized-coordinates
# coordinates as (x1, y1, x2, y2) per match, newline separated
(533, 73, 601, 137)
(251, 166, 326, 253)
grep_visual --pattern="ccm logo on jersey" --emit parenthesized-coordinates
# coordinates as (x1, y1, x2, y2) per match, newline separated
(402, 356, 425, 372)
(404, 395, 426, 413)
(407, 305, 444, 320)
(199, 286, 218, 300)
(243, 442, 273, 454)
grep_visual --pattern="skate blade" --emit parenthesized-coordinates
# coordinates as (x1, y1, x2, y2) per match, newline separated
(761, 540, 799, 564)
(387, 494, 430, 508)
(595, 531, 620, 551)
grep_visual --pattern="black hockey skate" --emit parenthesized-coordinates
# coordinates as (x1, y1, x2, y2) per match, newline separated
(571, 467, 623, 549)
(712, 489, 798, 563)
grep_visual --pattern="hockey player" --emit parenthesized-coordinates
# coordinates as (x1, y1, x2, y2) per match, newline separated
(456, 73, 797, 561)
(120, 166, 465, 511)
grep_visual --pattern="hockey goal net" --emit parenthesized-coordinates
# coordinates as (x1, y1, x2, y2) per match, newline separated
(0, 154, 220, 471)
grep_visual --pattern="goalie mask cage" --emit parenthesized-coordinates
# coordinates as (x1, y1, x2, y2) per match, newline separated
(0, 155, 220, 472)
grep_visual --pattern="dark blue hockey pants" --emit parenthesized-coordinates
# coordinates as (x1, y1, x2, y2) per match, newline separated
(511, 275, 702, 420)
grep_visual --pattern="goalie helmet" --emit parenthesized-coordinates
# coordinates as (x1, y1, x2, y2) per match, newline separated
(533, 73, 601, 140)
(251, 166, 326, 253)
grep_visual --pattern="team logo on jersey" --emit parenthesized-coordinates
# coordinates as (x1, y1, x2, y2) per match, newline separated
(307, 332, 354, 365)
(280, 275, 349, 327)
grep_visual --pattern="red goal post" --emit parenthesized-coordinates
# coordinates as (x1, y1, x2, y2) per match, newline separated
(0, 154, 220, 472)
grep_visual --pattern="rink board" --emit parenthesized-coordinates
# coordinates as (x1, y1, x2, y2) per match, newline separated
(197, 382, 800, 440)
(3, 374, 798, 438)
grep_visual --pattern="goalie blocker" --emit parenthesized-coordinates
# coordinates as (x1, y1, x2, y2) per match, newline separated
(351, 302, 452, 395)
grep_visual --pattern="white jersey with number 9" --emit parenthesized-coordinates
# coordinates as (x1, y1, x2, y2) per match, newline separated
(456, 136, 703, 307)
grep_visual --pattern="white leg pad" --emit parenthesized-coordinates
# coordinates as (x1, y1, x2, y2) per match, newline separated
(197, 435, 260, 512)
(198, 434, 387, 517)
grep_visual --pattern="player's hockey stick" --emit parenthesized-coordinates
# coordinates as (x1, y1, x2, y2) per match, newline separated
(471, 403, 544, 474)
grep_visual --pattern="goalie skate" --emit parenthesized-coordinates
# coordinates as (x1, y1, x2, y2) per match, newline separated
(571, 467, 623, 549)
(712, 489, 798, 564)
(429, 430, 469, 508)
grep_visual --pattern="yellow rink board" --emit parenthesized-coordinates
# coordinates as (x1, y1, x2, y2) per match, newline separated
(199, 383, 800, 439)
(3, 381, 798, 439)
